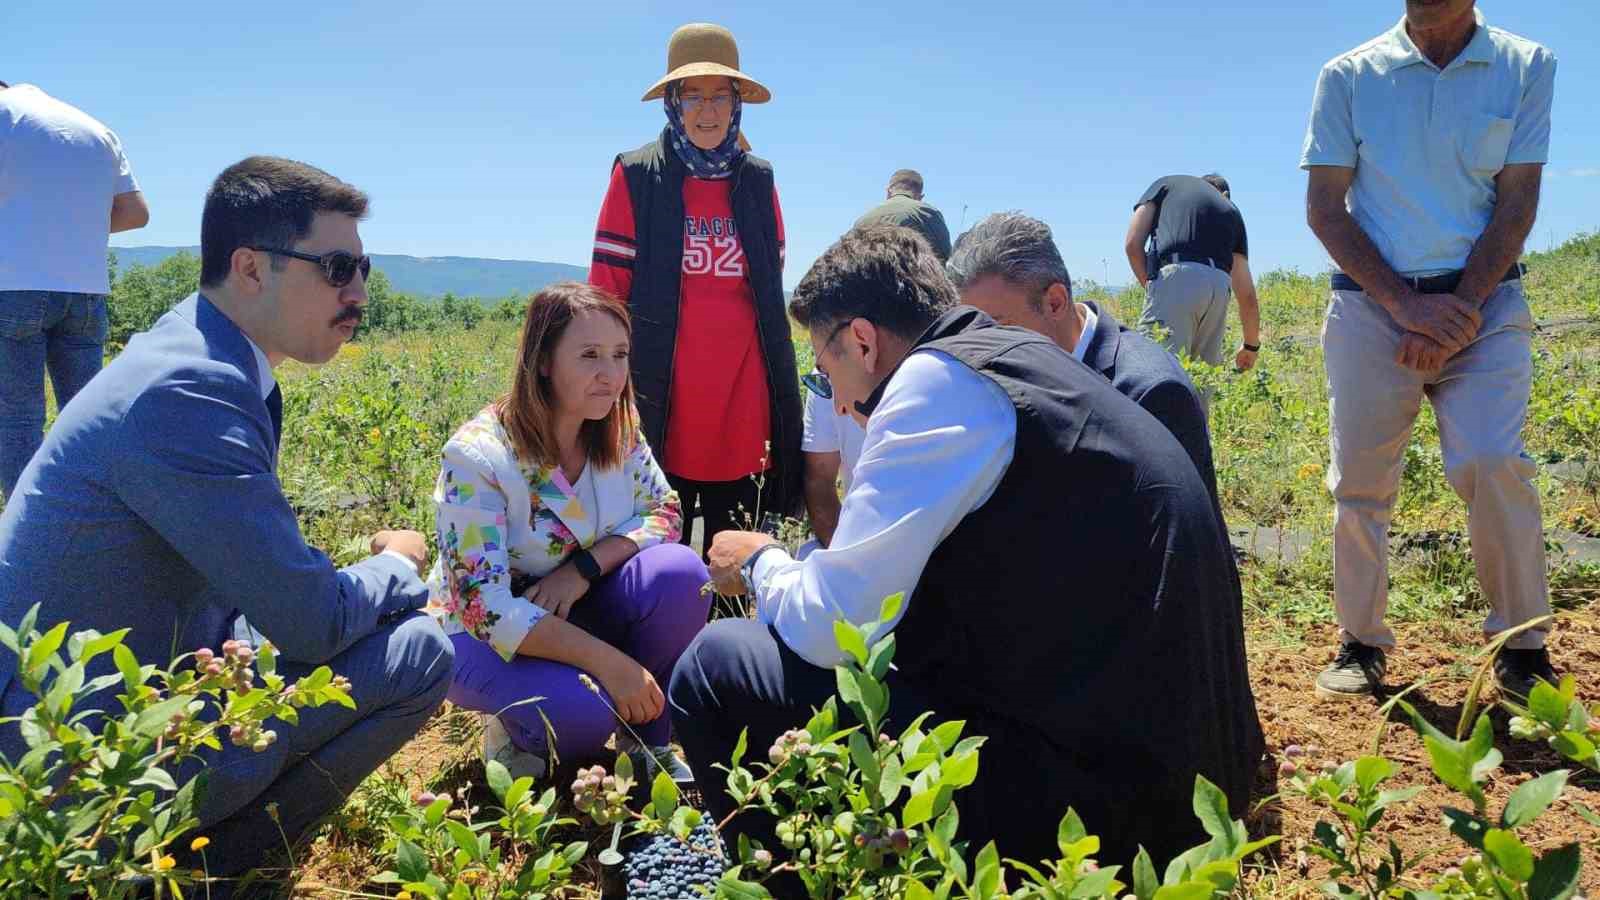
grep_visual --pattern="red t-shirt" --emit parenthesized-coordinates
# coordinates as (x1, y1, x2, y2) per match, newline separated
(589, 162, 786, 481)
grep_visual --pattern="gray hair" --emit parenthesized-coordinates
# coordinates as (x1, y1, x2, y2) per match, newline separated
(887, 169, 924, 197)
(946, 211, 1072, 308)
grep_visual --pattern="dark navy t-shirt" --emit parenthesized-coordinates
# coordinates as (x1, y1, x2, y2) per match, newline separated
(1136, 175, 1248, 272)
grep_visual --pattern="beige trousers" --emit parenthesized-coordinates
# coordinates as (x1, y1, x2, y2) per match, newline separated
(1322, 281, 1549, 650)
(1139, 261, 1233, 366)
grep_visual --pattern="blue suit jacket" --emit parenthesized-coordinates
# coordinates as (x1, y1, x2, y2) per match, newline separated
(0, 294, 427, 762)
(1080, 301, 1219, 503)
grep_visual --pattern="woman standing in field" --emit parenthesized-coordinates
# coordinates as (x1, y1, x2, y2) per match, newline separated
(589, 22, 803, 558)
(431, 282, 709, 781)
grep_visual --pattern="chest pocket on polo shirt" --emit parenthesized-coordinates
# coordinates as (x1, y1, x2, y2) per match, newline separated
(1463, 115, 1514, 176)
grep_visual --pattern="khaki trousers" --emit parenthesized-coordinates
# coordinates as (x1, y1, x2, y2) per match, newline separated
(1322, 281, 1549, 650)
(1139, 261, 1233, 366)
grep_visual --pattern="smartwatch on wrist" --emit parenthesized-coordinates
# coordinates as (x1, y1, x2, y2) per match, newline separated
(571, 547, 602, 582)
(1242, 342, 1260, 353)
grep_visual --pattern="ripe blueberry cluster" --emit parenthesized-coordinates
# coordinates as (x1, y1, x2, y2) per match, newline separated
(622, 822, 726, 898)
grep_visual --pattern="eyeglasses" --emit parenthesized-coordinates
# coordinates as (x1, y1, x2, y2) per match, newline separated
(679, 93, 736, 114)
(251, 247, 372, 288)
(801, 320, 853, 400)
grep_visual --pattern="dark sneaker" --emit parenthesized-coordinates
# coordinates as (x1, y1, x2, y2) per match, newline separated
(1495, 647, 1559, 701)
(1315, 642, 1387, 699)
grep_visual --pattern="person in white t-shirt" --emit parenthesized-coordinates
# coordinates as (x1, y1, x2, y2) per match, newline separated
(0, 81, 149, 497)
(796, 372, 866, 557)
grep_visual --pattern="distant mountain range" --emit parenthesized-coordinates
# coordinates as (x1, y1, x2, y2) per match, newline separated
(109, 246, 588, 299)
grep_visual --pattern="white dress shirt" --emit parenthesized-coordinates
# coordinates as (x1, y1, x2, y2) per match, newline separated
(751, 349, 1016, 668)
(1073, 303, 1098, 364)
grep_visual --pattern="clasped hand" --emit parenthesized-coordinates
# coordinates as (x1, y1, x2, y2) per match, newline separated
(524, 563, 591, 619)
(1390, 291, 1481, 372)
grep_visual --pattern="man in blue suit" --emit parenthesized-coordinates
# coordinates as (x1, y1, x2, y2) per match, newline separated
(948, 211, 1221, 502)
(0, 156, 453, 876)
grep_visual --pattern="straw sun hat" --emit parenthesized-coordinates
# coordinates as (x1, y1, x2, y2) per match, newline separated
(640, 23, 772, 104)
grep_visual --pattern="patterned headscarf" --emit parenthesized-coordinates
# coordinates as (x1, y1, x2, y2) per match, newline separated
(664, 81, 744, 180)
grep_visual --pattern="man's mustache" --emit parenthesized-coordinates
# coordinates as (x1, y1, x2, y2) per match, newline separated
(333, 307, 364, 326)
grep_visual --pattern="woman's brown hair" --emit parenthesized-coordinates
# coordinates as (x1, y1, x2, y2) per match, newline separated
(498, 281, 638, 470)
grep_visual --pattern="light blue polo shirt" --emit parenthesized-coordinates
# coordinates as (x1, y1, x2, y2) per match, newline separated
(1300, 9, 1555, 276)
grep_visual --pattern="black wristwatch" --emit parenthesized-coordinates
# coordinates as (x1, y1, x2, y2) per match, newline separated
(571, 547, 602, 582)
(741, 543, 785, 595)
(1242, 342, 1261, 353)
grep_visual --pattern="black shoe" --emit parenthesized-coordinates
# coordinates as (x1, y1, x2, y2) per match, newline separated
(1495, 647, 1558, 701)
(1314, 641, 1387, 699)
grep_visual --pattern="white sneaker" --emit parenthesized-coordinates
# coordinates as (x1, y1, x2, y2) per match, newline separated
(616, 734, 695, 785)
(482, 714, 546, 780)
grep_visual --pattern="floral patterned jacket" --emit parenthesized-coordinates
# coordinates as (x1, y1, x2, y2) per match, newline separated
(430, 405, 681, 661)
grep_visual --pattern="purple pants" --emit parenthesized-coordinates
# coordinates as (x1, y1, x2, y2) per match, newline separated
(447, 543, 710, 762)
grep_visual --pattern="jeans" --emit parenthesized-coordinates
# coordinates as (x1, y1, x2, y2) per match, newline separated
(0, 291, 108, 497)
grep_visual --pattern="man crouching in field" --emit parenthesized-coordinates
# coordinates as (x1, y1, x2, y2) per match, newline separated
(0, 156, 453, 876)
(670, 225, 1262, 877)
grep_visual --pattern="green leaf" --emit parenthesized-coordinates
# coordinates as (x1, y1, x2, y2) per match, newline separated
(27, 621, 69, 673)
(904, 786, 939, 828)
(715, 875, 775, 899)
(974, 841, 1001, 899)
(833, 619, 869, 666)
(1152, 884, 1213, 900)
(835, 666, 864, 714)
(395, 838, 430, 883)
(131, 695, 191, 739)
(45, 661, 85, 716)
(1132, 846, 1159, 899)
(651, 771, 678, 819)
(114, 643, 143, 692)
(77, 628, 130, 666)
(1548, 731, 1596, 766)
(1354, 756, 1395, 793)
(1526, 842, 1582, 900)
(878, 591, 905, 625)
(730, 727, 748, 769)
(299, 665, 333, 692)
(1069, 866, 1123, 898)
(1527, 680, 1569, 727)
(942, 750, 979, 789)
(131, 767, 179, 792)
(1442, 808, 1488, 849)
(614, 750, 634, 784)
(446, 820, 482, 862)
(848, 731, 879, 783)
(1058, 808, 1088, 852)
(904, 881, 935, 900)
(1190, 775, 1234, 849)
(1503, 770, 1569, 829)
(866, 634, 896, 680)
(1483, 828, 1535, 882)
(1191, 858, 1238, 891)
(485, 757, 512, 799)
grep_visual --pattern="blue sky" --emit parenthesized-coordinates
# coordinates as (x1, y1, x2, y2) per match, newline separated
(7, 1, 1596, 289)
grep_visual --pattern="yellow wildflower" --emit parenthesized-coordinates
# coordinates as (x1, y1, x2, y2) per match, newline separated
(368, 427, 383, 443)
(339, 343, 366, 358)
(156, 855, 176, 871)
(189, 836, 210, 852)
(397, 892, 413, 900)
(1296, 462, 1322, 481)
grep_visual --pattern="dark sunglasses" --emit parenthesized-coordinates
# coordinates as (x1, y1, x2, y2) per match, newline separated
(801, 370, 832, 400)
(251, 247, 372, 287)
(802, 319, 855, 400)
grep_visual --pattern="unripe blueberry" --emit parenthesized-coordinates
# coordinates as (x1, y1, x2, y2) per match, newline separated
(1278, 760, 1298, 777)
(205, 661, 224, 677)
(1284, 744, 1305, 758)
(222, 640, 239, 656)
(194, 648, 215, 665)
(889, 829, 910, 853)
(752, 848, 772, 867)
(234, 646, 254, 664)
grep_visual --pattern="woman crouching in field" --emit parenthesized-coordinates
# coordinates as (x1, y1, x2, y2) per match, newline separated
(430, 281, 708, 781)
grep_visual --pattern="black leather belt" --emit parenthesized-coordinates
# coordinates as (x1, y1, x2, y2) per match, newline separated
(1331, 263, 1525, 295)
(1159, 252, 1231, 273)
